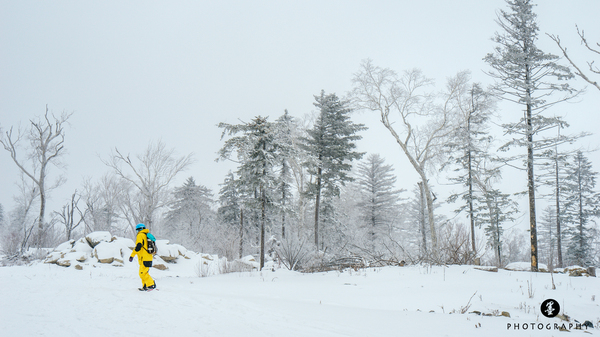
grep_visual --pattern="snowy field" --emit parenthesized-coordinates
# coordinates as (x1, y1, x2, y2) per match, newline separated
(1, 257, 598, 337)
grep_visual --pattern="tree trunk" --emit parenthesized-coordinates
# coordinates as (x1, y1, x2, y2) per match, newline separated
(239, 208, 244, 259)
(260, 189, 265, 270)
(467, 110, 476, 254)
(314, 167, 322, 250)
(555, 153, 563, 268)
(418, 182, 427, 254)
(526, 97, 539, 272)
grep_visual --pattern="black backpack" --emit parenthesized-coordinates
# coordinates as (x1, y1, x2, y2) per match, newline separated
(146, 233, 158, 255)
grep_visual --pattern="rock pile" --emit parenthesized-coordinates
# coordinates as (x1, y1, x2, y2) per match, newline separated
(44, 231, 194, 270)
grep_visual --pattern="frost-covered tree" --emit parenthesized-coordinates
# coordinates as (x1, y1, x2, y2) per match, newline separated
(302, 91, 366, 250)
(444, 73, 495, 254)
(0, 203, 4, 229)
(0, 106, 71, 247)
(103, 140, 193, 233)
(538, 206, 558, 267)
(80, 174, 124, 234)
(218, 116, 280, 269)
(54, 191, 85, 241)
(164, 177, 214, 250)
(549, 26, 600, 92)
(274, 110, 298, 239)
(1, 175, 39, 257)
(477, 187, 519, 267)
(563, 151, 599, 267)
(356, 154, 403, 247)
(484, 0, 578, 271)
(217, 171, 248, 258)
(352, 61, 465, 254)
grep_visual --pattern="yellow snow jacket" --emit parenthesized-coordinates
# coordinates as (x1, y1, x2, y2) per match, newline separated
(130, 229, 153, 262)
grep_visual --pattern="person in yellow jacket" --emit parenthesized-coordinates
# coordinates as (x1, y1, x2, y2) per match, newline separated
(129, 223, 156, 290)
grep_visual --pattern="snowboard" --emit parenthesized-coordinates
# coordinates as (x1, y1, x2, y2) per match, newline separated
(138, 287, 158, 292)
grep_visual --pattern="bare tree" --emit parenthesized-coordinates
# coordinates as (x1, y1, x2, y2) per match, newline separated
(352, 60, 462, 252)
(54, 191, 85, 240)
(0, 174, 39, 257)
(549, 26, 600, 92)
(102, 140, 193, 233)
(0, 106, 71, 247)
(80, 173, 125, 234)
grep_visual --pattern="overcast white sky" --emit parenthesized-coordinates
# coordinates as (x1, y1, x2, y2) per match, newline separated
(1, 1, 598, 229)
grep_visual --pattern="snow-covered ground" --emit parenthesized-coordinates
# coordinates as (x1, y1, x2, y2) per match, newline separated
(1, 256, 598, 337)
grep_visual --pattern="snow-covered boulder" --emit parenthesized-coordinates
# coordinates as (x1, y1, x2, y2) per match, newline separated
(156, 240, 180, 261)
(504, 262, 547, 272)
(56, 258, 71, 267)
(85, 231, 113, 248)
(152, 256, 169, 270)
(93, 241, 123, 264)
(72, 238, 93, 254)
(227, 255, 259, 272)
(54, 240, 75, 252)
(564, 266, 594, 277)
(44, 252, 63, 264)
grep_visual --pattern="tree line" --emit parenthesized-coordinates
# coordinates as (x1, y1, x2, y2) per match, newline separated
(1, 0, 598, 270)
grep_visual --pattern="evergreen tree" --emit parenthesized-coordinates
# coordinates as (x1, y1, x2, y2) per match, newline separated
(444, 76, 495, 255)
(538, 206, 558, 267)
(484, 0, 578, 271)
(165, 177, 214, 248)
(302, 91, 366, 250)
(476, 187, 519, 267)
(356, 154, 403, 247)
(0, 203, 4, 229)
(217, 171, 248, 258)
(218, 116, 280, 269)
(563, 151, 599, 267)
(274, 110, 297, 239)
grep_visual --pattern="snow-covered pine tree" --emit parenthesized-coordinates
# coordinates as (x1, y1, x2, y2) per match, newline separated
(356, 153, 404, 250)
(274, 110, 298, 239)
(562, 151, 599, 267)
(218, 116, 280, 269)
(302, 91, 366, 251)
(165, 177, 214, 250)
(484, 0, 578, 271)
(444, 74, 495, 255)
(538, 206, 558, 268)
(475, 186, 519, 267)
(218, 171, 251, 259)
(0, 203, 4, 229)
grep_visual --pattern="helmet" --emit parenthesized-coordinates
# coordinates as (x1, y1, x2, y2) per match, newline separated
(136, 223, 146, 231)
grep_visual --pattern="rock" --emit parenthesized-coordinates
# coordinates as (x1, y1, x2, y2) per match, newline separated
(501, 311, 510, 318)
(587, 267, 596, 277)
(93, 241, 122, 264)
(74, 265, 83, 270)
(157, 241, 181, 262)
(85, 231, 112, 248)
(54, 240, 75, 252)
(475, 266, 498, 272)
(505, 262, 548, 271)
(153, 264, 168, 270)
(73, 238, 93, 254)
(56, 258, 71, 267)
(44, 252, 63, 264)
(564, 266, 590, 277)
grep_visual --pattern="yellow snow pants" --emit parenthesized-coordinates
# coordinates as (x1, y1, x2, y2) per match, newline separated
(139, 260, 155, 288)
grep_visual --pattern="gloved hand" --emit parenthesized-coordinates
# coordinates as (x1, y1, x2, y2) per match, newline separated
(129, 256, 133, 262)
